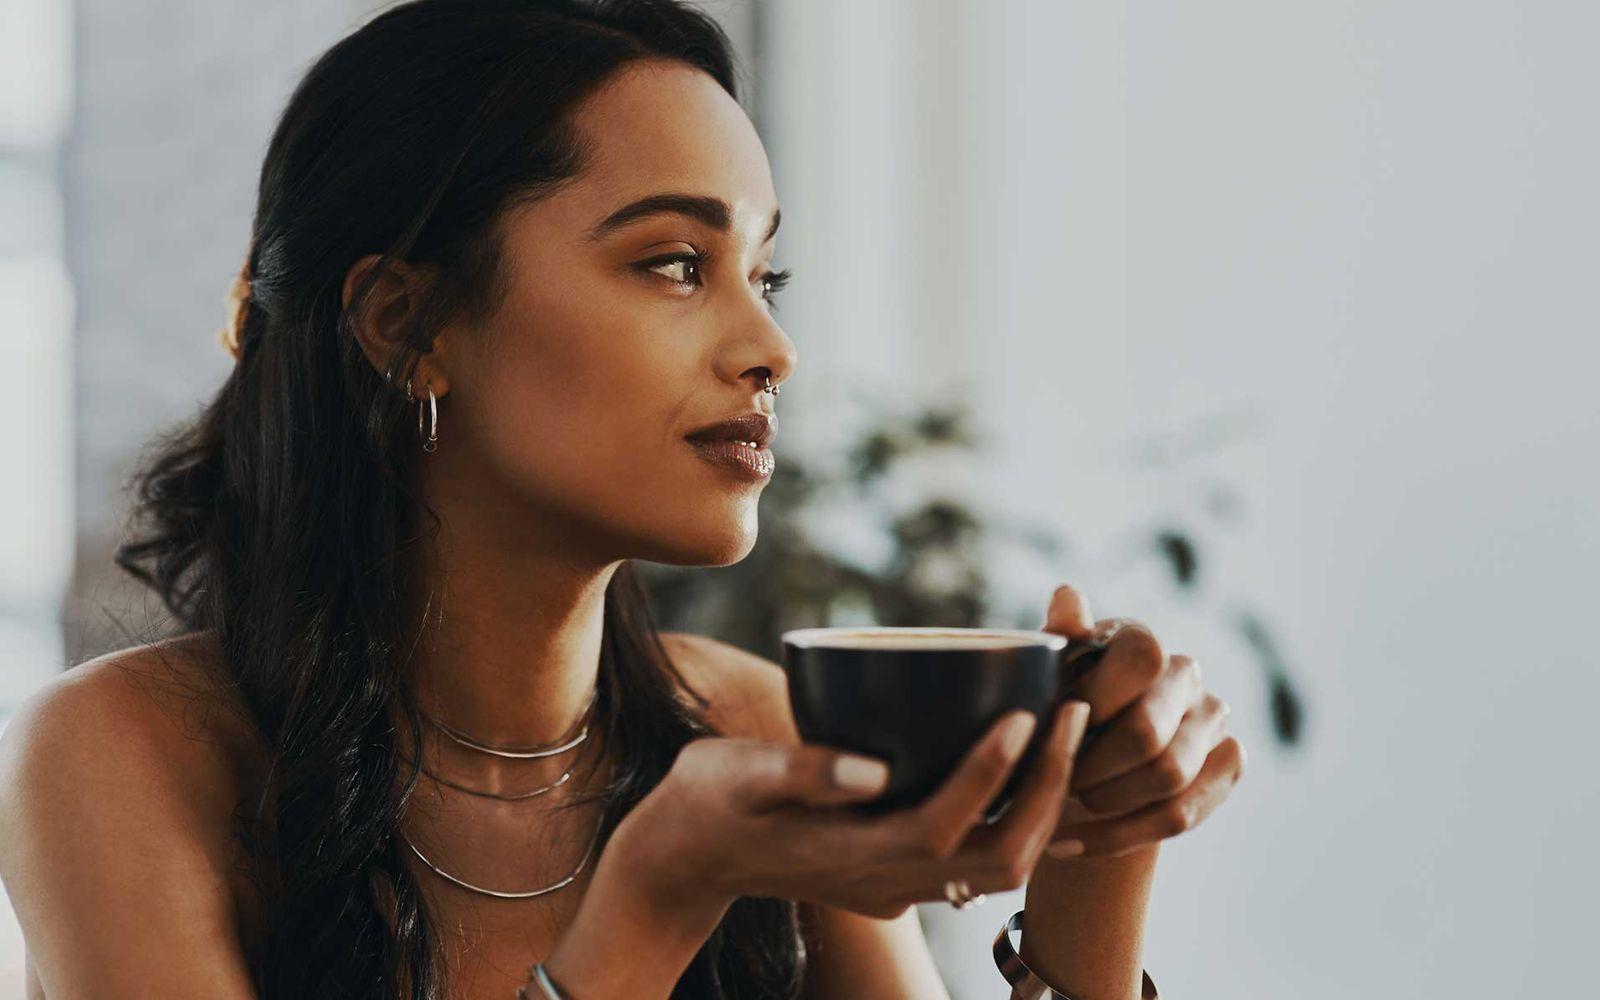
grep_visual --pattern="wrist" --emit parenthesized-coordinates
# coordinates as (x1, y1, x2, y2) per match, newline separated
(1020, 842, 1159, 999)
(997, 909, 1161, 1000)
(541, 822, 733, 998)
(611, 810, 737, 920)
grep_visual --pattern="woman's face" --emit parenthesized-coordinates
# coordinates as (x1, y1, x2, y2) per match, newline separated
(426, 59, 797, 568)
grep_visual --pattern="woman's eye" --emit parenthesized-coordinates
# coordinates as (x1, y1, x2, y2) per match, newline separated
(643, 254, 700, 286)
(638, 254, 792, 309)
(759, 268, 793, 308)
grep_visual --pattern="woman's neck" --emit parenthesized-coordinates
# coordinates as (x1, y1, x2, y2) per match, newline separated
(402, 488, 624, 761)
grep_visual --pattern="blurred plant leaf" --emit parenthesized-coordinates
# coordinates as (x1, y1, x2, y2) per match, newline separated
(1155, 529, 1199, 588)
(1237, 610, 1305, 746)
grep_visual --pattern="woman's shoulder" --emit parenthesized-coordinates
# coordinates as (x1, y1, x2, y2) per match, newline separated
(657, 631, 800, 745)
(0, 631, 270, 861)
(0, 632, 271, 991)
(2, 630, 266, 794)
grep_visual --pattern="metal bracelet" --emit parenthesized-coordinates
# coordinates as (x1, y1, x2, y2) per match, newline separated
(994, 908, 1160, 1000)
(516, 961, 567, 1000)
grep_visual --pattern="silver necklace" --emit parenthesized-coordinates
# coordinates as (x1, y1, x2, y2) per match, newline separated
(419, 686, 600, 759)
(408, 687, 599, 801)
(400, 812, 606, 900)
(401, 684, 608, 898)
(402, 751, 577, 801)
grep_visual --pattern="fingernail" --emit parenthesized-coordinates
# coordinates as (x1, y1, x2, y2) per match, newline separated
(1000, 713, 1037, 759)
(1046, 839, 1086, 859)
(1063, 700, 1091, 754)
(832, 754, 890, 792)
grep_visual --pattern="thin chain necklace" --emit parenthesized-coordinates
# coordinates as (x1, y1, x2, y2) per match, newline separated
(400, 813, 606, 900)
(408, 685, 600, 801)
(402, 752, 577, 801)
(420, 686, 600, 759)
(402, 683, 609, 899)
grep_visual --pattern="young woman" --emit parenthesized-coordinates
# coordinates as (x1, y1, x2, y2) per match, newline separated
(0, 2, 1245, 997)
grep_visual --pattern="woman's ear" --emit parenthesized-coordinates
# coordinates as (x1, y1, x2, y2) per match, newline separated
(342, 253, 451, 397)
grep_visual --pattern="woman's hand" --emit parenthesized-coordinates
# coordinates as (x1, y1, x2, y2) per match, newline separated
(1035, 582, 1247, 861)
(610, 696, 1094, 922)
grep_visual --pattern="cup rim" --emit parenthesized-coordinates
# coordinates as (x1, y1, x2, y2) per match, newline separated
(780, 625, 1068, 651)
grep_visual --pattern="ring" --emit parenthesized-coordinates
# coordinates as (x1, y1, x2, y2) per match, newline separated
(943, 879, 986, 910)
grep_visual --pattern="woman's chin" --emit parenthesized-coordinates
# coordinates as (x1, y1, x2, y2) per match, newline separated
(640, 511, 759, 568)
(693, 518, 759, 567)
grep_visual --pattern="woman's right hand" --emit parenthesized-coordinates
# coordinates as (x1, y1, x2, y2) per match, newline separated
(610, 698, 1092, 920)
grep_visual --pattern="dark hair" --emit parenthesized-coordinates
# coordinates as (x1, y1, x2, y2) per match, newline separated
(113, 1, 806, 996)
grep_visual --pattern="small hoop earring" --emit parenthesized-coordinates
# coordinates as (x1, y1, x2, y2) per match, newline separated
(417, 384, 438, 452)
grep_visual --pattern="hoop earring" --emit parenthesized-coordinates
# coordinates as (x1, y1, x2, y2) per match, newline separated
(412, 382, 438, 452)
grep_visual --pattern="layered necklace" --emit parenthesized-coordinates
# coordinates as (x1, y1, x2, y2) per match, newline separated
(399, 685, 609, 900)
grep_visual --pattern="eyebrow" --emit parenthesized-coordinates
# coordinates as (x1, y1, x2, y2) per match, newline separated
(585, 193, 781, 245)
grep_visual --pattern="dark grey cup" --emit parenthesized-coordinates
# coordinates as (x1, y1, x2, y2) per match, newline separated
(780, 626, 1109, 823)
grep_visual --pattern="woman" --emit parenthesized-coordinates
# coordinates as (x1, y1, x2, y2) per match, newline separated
(0, 1, 1245, 997)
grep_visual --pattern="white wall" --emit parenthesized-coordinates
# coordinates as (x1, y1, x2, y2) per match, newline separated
(0, 0, 73, 990)
(762, 1, 1599, 997)
(60, 0, 400, 666)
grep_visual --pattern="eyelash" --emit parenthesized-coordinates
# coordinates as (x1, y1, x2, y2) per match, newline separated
(639, 252, 793, 309)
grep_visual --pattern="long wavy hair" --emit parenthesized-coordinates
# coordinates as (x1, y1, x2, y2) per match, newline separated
(112, 1, 807, 996)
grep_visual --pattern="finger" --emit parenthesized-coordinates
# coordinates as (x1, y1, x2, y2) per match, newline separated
(851, 699, 1091, 907)
(1075, 691, 1229, 819)
(1072, 653, 1203, 789)
(896, 710, 1037, 860)
(1050, 736, 1246, 859)
(1066, 620, 1165, 727)
(726, 740, 893, 812)
(1042, 583, 1096, 640)
(949, 699, 1091, 885)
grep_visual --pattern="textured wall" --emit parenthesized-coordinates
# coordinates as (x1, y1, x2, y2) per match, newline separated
(63, 0, 387, 662)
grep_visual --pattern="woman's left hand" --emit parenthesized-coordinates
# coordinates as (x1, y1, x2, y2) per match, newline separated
(1036, 583, 1247, 860)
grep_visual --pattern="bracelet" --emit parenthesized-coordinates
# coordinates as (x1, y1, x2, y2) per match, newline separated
(516, 961, 568, 1000)
(994, 909, 1160, 1000)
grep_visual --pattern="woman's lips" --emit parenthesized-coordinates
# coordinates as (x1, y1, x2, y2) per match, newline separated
(685, 437, 775, 480)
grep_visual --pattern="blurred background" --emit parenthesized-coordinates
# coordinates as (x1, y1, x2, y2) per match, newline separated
(3, 0, 1596, 996)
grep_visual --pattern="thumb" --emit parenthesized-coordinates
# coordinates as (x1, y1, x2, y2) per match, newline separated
(1043, 583, 1096, 641)
(732, 742, 892, 812)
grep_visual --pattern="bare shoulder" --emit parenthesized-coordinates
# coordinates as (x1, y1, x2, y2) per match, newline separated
(0, 628, 268, 873)
(2, 630, 264, 799)
(0, 631, 264, 996)
(657, 631, 800, 745)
